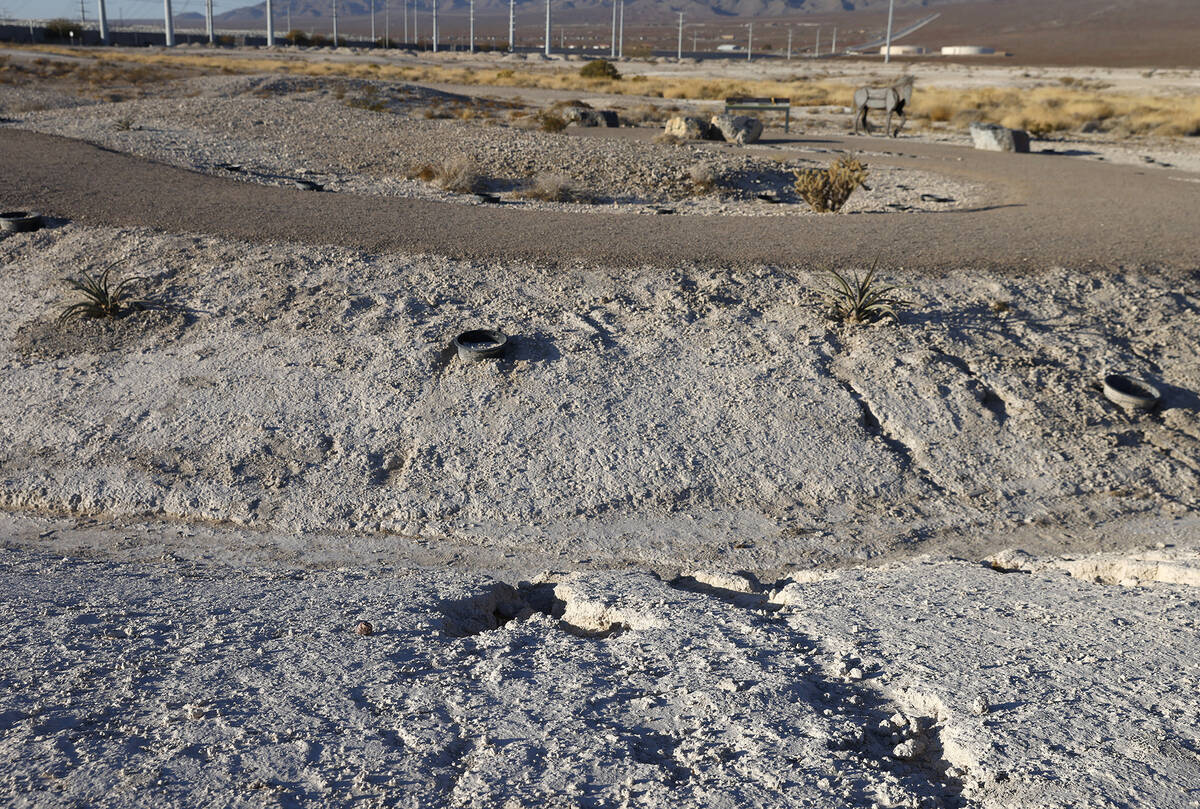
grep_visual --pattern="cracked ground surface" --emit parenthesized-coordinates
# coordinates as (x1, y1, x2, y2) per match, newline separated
(3, 539, 1199, 808)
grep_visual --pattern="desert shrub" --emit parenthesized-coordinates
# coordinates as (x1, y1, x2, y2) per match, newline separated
(538, 112, 567, 133)
(113, 116, 135, 131)
(793, 157, 868, 213)
(286, 29, 311, 45)
(652, 132, 684, 145)
(822, 264, 908, 325)
(580, 59, 620, 80)
(57, 263, 149, 325)
(517, 173, 588, 202)
(406, 158, 482, 193)
(689, 164, 718, 192)
(46, 19, 83, 40)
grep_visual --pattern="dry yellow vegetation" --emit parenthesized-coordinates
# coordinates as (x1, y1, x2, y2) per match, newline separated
(9, 44, 1200, 138)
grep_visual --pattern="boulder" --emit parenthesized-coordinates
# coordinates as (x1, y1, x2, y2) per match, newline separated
(663, 115, 712, 140)
(567, 108, 620, 127)
(969, 122, 1031, 153)
(709, 114, 763, 145)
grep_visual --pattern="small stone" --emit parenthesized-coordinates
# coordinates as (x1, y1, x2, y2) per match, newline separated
(354, 621, 374, 636)
(847, 667, 864, 680)
(893, 737, 926, 759)
(971, 695, 990, 715)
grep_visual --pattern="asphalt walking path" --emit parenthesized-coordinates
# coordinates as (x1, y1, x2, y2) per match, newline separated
(2, 127, 1197, 272)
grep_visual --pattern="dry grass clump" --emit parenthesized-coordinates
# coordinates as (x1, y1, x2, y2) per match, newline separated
(516, 173, 590, 203)
(910, 85, 1200, 137)
(652, 132, 685, 146)
(793, 158, 868, 213)
(511, 110, 568, 133)
(405, 157, 483, 193)
(689, 164, 718, 193)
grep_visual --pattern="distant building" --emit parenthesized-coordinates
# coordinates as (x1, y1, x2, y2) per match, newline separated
(941, 45, 996, 55)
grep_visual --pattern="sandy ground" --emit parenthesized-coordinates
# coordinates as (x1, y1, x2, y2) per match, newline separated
(2, 48, 1200, 808)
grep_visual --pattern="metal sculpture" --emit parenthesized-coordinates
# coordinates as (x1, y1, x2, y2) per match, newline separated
(853, 75, 914, 137)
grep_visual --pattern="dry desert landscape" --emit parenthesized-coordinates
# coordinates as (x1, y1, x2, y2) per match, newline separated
(1, 40, 1200, 808)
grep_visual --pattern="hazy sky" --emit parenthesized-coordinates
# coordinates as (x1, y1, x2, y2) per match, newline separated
(2, 0, 253, 21)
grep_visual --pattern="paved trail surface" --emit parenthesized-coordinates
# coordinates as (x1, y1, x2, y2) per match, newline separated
(3, 127, 1197, 271)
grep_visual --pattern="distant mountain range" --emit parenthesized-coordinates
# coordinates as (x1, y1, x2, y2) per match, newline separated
(187, 0, 1195, 68)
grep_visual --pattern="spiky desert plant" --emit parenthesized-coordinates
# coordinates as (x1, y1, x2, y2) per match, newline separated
(824, 263, 909, 324)
(57, 263, 149, 325)
(793, 157, 868, 213)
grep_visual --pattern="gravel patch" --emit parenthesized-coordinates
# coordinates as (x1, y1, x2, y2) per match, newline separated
(3, 73, 982, 216)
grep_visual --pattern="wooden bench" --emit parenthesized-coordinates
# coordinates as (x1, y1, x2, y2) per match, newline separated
(724, 96, 792, 133)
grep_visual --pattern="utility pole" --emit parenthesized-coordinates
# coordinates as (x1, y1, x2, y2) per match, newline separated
(163, 0, 174, 46)
(786, 26, 791, 60)
(79, 0, 86, 22)
(814, 27, 819, 57)
(508, 0, 514, 50)
(371, 0, 375, 44)
(831, 25, 836, 54)
(746, 22, 751, 61)
(468, 0, 473, 51)
(610, 0, 616, 57)
(676, 11, 682, 60)
(205, 0, 213, 41)
(266, 0, 274, 46)
(332, 0, 337, 46)
(617, 0, 623, 59)
(403, 0, 408, 44)
(543, 0, 550, 56)
(884, 0, 894, 62)
(286, 1, 291, 35)
(691, 29, 696, 52)
(385, 0, 390, 46)
(432, 0, 438, 51)
(98, 0, 109, 44)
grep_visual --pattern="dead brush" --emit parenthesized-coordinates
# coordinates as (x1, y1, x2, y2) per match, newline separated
(516, 173, 588, 203)
(822, 263, 909, 325)
(57, 262, 151, 326)
(689, 164, 718, 193)
(406, 157, 483, 193)
(793, 157, 868, 213)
